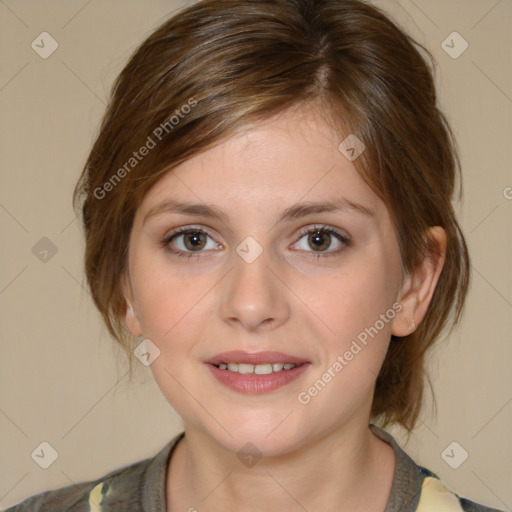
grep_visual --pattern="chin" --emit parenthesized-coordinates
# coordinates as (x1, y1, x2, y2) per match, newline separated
(199, 411, 309, 458)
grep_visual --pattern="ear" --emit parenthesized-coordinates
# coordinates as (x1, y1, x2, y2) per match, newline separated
(391, 226, 447, 337)
(121, 273, 143, 337)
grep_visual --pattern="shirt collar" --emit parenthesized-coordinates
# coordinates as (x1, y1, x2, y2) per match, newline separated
(140, 426, 423, 512)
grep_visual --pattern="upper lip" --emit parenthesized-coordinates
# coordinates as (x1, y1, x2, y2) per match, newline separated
(205, 351, 309, 366)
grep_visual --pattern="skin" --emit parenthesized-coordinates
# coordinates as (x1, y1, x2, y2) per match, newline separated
(123, 105, 446, 512)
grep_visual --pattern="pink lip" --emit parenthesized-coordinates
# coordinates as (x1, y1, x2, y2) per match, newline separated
(204, 351, 311, 394)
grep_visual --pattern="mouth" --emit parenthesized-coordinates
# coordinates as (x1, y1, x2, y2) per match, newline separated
(205, 351, 310, 394)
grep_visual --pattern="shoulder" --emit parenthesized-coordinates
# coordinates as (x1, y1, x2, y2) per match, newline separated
(416, 467, 504, 512)
(369, 425, 504, 512)
(4, 459, 147, 512)
(4, 434, 183, 512)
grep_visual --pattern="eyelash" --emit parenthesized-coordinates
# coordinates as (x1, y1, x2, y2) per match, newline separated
(161, 224, 350, 260)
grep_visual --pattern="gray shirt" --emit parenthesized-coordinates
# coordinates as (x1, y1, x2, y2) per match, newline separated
(5, 426, 503, 511)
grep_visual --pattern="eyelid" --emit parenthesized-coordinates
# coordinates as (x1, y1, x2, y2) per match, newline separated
(295, 224, 351, 242)
(163, 224, 219, 241)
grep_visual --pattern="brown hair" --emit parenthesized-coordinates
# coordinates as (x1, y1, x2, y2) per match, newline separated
(73, 0, 470, 431)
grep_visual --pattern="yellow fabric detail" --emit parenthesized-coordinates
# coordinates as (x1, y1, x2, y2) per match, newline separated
(87, 482, 108, 512)
(416, 476, 464, 512)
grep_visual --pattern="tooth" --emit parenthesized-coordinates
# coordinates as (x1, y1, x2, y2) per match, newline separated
(221, 362, 299, 374)
(238, 363, 254, 374)
(254, 363, 273, 375)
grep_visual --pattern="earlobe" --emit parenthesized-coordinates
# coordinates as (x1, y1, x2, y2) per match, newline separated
(391, 226, 447, 338)
(122, 274, 143, 337)
(125, 302, 143, 337)
(391, 289, 419, 337)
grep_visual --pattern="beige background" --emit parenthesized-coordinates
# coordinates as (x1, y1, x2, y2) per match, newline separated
(0, 0, 510, 510)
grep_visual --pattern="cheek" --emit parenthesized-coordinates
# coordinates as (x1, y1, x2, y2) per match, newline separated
(304, 255, 400, 342)
(133, 259, 210, 420)
(131, 254, 212, 340)
(296, 269, 397, 421)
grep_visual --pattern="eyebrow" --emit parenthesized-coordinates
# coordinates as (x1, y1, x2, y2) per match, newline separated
(143, 198, 375, 225)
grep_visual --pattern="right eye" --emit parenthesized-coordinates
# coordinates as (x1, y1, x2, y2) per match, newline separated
(162, 227, 222, 258)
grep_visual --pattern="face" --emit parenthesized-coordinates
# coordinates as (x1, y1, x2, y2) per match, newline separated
(124, 106, 409, 456)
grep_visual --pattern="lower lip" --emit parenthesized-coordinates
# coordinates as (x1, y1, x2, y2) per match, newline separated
(206, 363, 311, 394)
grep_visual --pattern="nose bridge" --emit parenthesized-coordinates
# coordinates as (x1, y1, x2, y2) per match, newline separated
(220, 237, 290, 331)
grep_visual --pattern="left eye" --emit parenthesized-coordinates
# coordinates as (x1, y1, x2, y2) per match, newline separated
(292, 228, 348, 253)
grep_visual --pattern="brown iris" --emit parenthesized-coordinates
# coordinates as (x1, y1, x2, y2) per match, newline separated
(308, 231, 331, 251)
(183, 231, 207, 251)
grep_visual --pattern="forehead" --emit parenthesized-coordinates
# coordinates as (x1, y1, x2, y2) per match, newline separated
(137, 107, 388, 221)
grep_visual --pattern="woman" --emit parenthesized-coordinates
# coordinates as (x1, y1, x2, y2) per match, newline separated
(7, 0, 503, 510)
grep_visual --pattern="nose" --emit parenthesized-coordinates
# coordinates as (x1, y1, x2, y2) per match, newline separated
(219, 242, 291, 333)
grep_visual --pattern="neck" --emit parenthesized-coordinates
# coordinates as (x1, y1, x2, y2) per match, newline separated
(166, 422, 395, 512)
